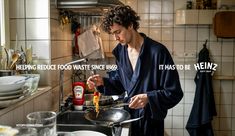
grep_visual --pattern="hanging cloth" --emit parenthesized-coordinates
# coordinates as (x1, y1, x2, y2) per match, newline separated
(74, 31, 80, 55)
(186, 41, 217, 136)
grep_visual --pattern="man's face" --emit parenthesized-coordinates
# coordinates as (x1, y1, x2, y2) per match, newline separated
(110, 23, 132, 45)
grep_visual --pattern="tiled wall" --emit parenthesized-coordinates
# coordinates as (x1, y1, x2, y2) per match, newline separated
(9, 0, 73, 111)
(101, 0, 235, 136)
(7, 0, 235, 135)
(9, 0, 51, 85)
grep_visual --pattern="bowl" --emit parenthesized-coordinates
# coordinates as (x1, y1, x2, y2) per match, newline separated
(21, 74, 40, 93)
(0, 76, 27, 92)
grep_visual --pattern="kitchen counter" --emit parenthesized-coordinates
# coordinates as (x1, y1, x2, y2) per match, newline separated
(0, 86, 52, 126)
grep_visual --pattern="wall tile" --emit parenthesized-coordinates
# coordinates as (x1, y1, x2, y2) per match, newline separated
(173, 104, 184, 116)
(222, 42, 234, 57)
(149, 14, 161, 26)
(162, 14, 174, 26)
(10, 19, 25, 41)
(174, 0, 186, 12)
(27, 41, 50, 60)
(221, 93, 232, 105)
(184, 104, 193, 116)
(220, 105, 232, 117)
(149, 28, 161, 41)
(232, 118, 235, 130)
(162, 28, 173, 41)
(209, 41, 222, 57)
(184, 79, 195, 92)
(139, 14, 149, 27)
(185, 27, 197, 41)
(150, 0, 161, 13)
(162, 0, 173, 13)
(174, 28, 185, 41)
(26, 19, 49, 40)
(162, 40, 173, 53)
(25, 0, 49, 18)
(9, 0, 25, 18)
(220, 118, 232, 130)
(165, 116, 172, 128)
(172, 116, 184, 128)
(198, 27, 210, 42)
(137, 0, 149, 13)
(221, 81, 233, 93)
(221, 57, 233, 76)
(184, 92, 195, 104)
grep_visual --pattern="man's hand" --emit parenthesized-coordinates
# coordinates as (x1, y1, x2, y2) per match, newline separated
(86, 74, 104, 89)
(129, 94, 148, 109)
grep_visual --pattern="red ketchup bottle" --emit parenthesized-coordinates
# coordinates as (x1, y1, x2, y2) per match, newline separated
(72, 82, 85, 110)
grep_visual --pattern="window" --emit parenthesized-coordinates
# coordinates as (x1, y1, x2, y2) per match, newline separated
(0, 0, 5, 46)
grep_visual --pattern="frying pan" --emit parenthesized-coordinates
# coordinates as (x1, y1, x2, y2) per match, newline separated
(84, 108, 142, 127)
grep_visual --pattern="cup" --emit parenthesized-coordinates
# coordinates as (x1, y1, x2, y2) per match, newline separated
(26, 111, 57, 136)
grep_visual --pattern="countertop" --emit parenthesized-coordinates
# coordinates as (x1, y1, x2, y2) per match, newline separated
(0, 86, 51, 116)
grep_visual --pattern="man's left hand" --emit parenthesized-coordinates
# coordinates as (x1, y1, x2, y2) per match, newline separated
(129, 94, 148, 109)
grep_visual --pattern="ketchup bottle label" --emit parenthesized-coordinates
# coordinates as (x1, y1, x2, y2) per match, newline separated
(74, 85, 84, 99)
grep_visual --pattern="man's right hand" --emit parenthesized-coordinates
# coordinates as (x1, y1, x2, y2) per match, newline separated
(86, 74, 104, 89)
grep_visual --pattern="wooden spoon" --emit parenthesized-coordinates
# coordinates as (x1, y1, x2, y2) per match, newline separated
(10, 53, 19, 69)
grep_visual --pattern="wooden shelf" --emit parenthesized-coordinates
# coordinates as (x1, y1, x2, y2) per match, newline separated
(213, 75, 235, 80)
(175, 9, 216, 25)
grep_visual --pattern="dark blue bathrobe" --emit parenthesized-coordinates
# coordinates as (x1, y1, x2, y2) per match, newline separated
(98, 33, 183, 136)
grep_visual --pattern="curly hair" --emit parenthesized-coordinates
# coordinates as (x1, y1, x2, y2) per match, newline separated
(101, 5, 140, 34)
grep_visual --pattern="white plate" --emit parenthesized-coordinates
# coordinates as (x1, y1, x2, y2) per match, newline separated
(0, 93, 23, 100)
(0, 86, 29, 96)
(71, 130, 107, 136)
(0, 96, 25, 108)
(0, 76, 27, 92)
(0, 88, 29, 100)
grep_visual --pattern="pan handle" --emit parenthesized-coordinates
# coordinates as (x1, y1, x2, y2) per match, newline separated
(119, 116, 143, 125)
(110, 116, 144, 127)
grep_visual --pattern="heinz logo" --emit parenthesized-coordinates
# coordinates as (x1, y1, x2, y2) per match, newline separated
(194, 62, 218, 71)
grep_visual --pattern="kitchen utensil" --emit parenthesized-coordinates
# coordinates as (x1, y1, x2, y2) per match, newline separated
(84, 108, 142, 127)
(85, 108, 142, 136)
(10, 53, 19, 69)
(4, 48, 9, 69)
(71, 130, 107, 136)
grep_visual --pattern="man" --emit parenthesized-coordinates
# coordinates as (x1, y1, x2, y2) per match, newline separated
(87, 5, 183, 136)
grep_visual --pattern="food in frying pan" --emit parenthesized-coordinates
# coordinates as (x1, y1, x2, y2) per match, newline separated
(93, 91, 100, 117)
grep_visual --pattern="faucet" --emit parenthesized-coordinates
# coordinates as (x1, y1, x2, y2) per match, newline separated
(59, 58, 88, 112)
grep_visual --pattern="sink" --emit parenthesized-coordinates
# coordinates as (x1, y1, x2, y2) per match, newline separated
(56, 111, 113, 136)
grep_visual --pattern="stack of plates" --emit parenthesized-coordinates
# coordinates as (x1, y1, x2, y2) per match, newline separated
(0, 86, 29, 108)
